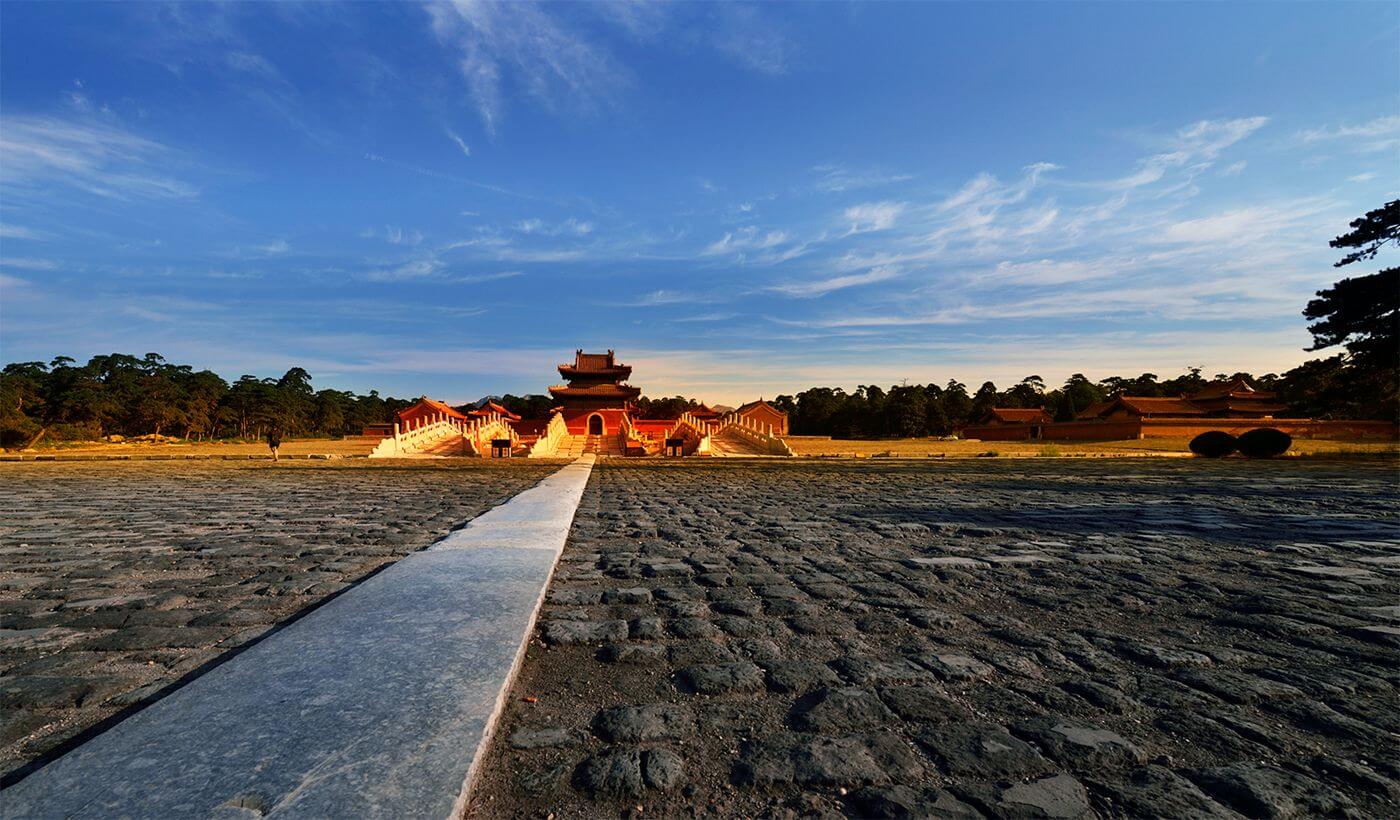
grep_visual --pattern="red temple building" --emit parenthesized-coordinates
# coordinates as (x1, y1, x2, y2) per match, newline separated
(395, 397, 469, 429)
(734, 399, 790, 436)
(1182, 376, 1290, 418)
(973, 407, 1054, 426)
(549, 349, 642, 437)
(364, 348, 794, 457)
(964, 376, 1391, 441)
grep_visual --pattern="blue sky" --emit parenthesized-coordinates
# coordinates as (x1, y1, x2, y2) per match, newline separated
(1, 1, 1396, 404)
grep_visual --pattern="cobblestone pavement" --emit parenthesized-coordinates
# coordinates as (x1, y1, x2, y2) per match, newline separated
(473, 459, 1400, 819)
(0, 460, 559, 778)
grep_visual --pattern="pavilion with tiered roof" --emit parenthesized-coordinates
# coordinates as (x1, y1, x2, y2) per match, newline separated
(549, 349, 642, 437)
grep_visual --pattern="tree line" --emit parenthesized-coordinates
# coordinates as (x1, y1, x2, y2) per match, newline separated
(4, 202, 1394, 447)
(768, 369, 1285, 440)
(0, 354, 415, 448)
(766, 199, 1397, 437)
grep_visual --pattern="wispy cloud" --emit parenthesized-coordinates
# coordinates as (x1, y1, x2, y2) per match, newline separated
(446, 270, 521, 284)
(362, 225, 425, 246)
(493, 247, 586, 263)
(426, 0, 625, 134)
(675, 311, 737, 323)
(362, 258, 444, 282)
(0, 257, 58, 271)
(843, 201, 904, 234)
(1158, 198, 1333, 245)
(446, 129, 472, 157)
(703, 226, 790, 256)
(638, 288, 727, 306)
(225, 50, 283, 82)
(1297, 115, 1400, 151)
(515, 217, 593, 236)
(975, 258, 1112, 286)
(812, 163, 913, 193)
(0, 115, 198, 200)
(768, 265, 900, 298)
(711, 4, 795, 75)
(1096, 117, 1267, 190)
(0, 224, 50, 241)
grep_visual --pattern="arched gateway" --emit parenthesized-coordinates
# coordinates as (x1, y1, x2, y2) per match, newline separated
(587, 414, 604, 435)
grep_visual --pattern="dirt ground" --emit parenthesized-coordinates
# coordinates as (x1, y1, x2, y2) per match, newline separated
(780, 435, 1399, 459)
(14, 433, 1397, 461)
(471, 459, 1399, 819)
(13, 436, 384, 458)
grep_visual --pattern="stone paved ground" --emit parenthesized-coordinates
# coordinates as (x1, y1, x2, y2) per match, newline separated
(473, 459, 1400, 819)
(0, 459, 559, 778)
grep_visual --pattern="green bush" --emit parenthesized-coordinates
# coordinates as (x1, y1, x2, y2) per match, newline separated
(47, 421, 104, 441)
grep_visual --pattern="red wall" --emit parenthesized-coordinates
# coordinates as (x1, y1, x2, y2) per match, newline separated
(560, 407, 629, 435)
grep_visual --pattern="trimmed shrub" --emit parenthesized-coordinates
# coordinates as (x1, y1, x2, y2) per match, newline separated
(1189, 431, 1237, 458)
(1238, 427, 1292, 459)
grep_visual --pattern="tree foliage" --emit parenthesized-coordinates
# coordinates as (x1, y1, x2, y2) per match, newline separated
(496, 394, 556, 420)
(1295, 199, 1400, 420)
(634, 395, 702, 419)
(0, 354, 411, 447)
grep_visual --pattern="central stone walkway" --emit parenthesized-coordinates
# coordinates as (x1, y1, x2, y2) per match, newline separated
(1, 456, 595, 819)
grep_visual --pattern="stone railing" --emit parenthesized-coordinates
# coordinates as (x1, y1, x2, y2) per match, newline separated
(664, 412, 716, 456)
(463, 413, 517, 457)
(368, 410, 520, 458)
(368, 416, 464, 458)
(618, 414, 650, 456)
(526, 413, 568, 458)
(674, 412, 716, 439)
(714, 411, 795, 456)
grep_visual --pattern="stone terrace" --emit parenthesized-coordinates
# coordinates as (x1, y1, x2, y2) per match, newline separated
(0, 460, 559, 778)
(473, 459, 1399, 818)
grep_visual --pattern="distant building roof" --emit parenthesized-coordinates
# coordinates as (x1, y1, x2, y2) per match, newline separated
(397, 397, 469, 422)
(1119, 396, 1207, 416)
(558, 349, 631, 377)
(1191, 376, 1274, 401)
(1079, 395, 1206, 419)
(573, 351, 615, 371)
(981, 407, 1052, 424)
(467, 400, 520, 420)
(548, 383, 642, 398)
(736, 399, 787, 417)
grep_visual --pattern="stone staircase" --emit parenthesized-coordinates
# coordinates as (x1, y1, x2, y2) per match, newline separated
(708, 427, 771, 456)
(555, 434, 625, 458)
(416, 434, 467, 457)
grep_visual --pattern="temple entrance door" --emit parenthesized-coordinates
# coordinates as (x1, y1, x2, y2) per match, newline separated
(588, 415, 604, 435)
